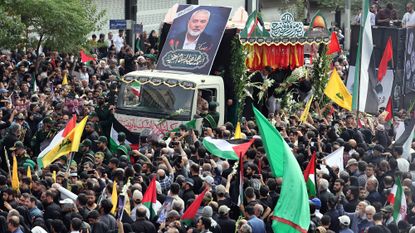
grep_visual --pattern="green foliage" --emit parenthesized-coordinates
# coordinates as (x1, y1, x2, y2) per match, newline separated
(0, 6, 25, 49)
(230, 37, 247, 120)
(311, 44, 331, 105)
(2, 0, 105, 53)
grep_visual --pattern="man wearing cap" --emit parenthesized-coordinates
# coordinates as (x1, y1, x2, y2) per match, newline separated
(117, 132, 131, 152)
(346, 158, 358, 176)
(381, 205, 394, 225)
(10, 141, 30, 168)
(181, 178, 195, 204)
(94, 136, 112, 164)
(76, 139, 94, 165)
(337, 215, 352, 233)
(216, 205, 235, 233)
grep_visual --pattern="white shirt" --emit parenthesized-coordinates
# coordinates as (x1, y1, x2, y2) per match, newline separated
(113, 35, 124, 53)
(183, 34, 200, 50)
(402, 11, 415, 28)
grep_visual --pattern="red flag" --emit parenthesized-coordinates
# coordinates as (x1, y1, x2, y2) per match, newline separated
(80, 50, 96, 63)
(182, 188, 208, 224)
(326, 32, 341, 55)
(385, 97, 393, 122)
(378, 37, 393, 81)
(232, 139, 255, 158)
(303, 152, 317, 197)
(63, 114, 77, 137)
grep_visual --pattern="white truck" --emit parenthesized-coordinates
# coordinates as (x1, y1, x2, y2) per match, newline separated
(115, 69, 225, 135)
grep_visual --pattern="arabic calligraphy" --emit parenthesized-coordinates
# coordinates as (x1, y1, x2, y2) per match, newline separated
(271, 12, 304, 38)
(161, 49, 210, 70)
(114, 114, 181, 134)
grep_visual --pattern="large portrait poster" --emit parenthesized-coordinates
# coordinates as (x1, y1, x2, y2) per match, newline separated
(405, 28, 415, 94)
(157, 5, 231, 74)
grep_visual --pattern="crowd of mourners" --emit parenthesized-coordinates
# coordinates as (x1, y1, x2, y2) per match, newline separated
(0, 26, 414, 233)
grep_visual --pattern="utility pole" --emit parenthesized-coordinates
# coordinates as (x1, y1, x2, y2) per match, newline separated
(125, 0, 137, 47)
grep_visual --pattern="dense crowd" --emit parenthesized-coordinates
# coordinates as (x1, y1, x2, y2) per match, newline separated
(0, 25, 414, 233)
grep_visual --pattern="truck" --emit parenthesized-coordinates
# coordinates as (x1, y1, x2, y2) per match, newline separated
(115, 69, 225, 136)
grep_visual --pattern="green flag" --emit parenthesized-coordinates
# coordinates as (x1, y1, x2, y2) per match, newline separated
(253, 107, 310, 233)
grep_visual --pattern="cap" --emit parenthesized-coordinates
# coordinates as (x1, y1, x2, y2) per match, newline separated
(374, 144, 385, 153)
(95, 136, 108, 144)
(202, 175, 214, 186)
(132, 190, 143, 201)
(95, 152, 104, 159)
(185, 178, 194, 186)
(80, 139, 92, 147)
(346, 159, 358, 168)
(59, 198, 74, 205)
(118, 132, 126, 141)
(309, 198, 321, 209)
(70, 172, 78, 177)
(215, 184, 226, 194)
(202, 206, 213, 218)
(10, 141, 24, 151)
(381, 205, 393, 213)
(338, 215, 350, 226)
(218, 205, 230, 215)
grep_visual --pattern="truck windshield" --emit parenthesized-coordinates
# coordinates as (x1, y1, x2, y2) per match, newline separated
(119, 81, 194, 118)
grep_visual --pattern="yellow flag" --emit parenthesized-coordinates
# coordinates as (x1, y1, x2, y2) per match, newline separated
(52, 170, 56, 183)
(300, 95, 313, 124)
(324, 69, 352, 111)
(27, 166, 31, 179)
(62, 73, 68, 85)
(122, 178, 131, 216)
(11, 156, 19, 191)
(27, 166, 32, 189)
(234, 122, 242, 139)
(38, 117, 88, 169)
(111, 180, 118, 215)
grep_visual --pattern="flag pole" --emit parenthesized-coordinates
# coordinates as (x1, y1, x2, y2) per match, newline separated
(4, 147, 11, 178)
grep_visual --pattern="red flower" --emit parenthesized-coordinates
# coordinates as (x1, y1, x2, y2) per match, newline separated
(169, 39, 174, 49)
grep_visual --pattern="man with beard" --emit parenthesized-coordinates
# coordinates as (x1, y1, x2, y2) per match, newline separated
(171, 10, 213, 51)
(85, 190, 98, 212)
(94, 136, 112, 164)
(43, 190, 62, 223)
(83, 122, 99, 145)
(95, 95, 113, 137)
(1, 188, 18, 211)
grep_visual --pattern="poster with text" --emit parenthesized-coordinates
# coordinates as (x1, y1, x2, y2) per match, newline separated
(157, 5, 231, 74)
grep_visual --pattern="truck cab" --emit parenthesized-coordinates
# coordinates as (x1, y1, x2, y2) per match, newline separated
(116, 70, 225, 135)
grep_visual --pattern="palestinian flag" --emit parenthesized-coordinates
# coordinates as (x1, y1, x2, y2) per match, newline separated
(387, 177, 407, 222)
(110, 118, 140, 151)
(240, 10, 270, 38)
(378, 37, 393, 81)
(131, 82, 141, 97)
(202, 137, 255, 160)
(303, 152, 317, 197)
(182, 188, 208, 225)
(80, 50, 96, 63)
(384, 97, 393, 123)
(351, 0, 379, 114)
(142, 176, 157, 220)
(394, 118, 415, 160)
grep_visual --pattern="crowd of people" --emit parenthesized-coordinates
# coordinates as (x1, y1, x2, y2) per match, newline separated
(0, 18, 414, 233)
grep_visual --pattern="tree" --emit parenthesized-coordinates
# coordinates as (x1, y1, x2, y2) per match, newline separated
(2, 0, 105, 54)
(0, 6, 25, 49)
